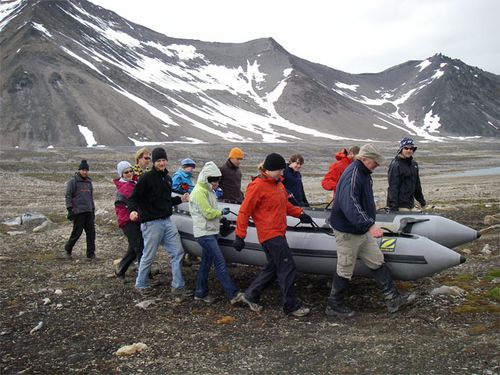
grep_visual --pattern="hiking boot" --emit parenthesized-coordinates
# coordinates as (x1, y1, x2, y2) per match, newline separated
(230, 291, 245, 305)
(87, 256, 97, 262)
(171, 287, 194, 297)
(65, 252, 73, 260)
(325, 304, 355, 318)
(240, 294, 263, 312)
(135, 287, 154, 297)
(194, 295, 216, 304)
(289, 307, 310, 318)
(386, 293, 416, 313)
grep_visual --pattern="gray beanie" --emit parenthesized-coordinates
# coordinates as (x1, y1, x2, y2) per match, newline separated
(356, 144, 384, 165)
(116, 161, 132, 177)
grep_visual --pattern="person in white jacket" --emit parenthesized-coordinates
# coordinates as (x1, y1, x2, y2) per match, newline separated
(189, 161, 251, 306)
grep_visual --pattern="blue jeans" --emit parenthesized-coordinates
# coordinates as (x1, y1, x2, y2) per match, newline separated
(136, 217, 185, 289)
(195, 235, 238, 300)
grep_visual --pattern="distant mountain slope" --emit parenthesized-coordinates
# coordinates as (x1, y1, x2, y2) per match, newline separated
(1, 0, 499, 148)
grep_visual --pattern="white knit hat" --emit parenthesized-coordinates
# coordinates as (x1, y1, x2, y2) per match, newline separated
(116, 161, 132, 177)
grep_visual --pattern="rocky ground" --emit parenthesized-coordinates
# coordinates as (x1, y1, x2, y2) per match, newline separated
(0, 141, 499, 375)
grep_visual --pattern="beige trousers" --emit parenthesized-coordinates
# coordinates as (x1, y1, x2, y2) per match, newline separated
(334, 230, 385, 279)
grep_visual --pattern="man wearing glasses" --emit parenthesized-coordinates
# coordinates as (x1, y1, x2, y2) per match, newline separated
(387, 137, 426, 212)
(133, 147, 151, 180)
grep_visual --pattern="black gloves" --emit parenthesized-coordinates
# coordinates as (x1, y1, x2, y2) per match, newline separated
(299, 213, 313, 224)
(66, 208, 74, 221)
(233, 236, 245, 252)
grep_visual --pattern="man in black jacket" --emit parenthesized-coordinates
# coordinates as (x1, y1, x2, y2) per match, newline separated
(326, 144, 414, 318)
(128, 147, 191, 296)
(64, 160, 95, 260)
(387, 138, 426, 211)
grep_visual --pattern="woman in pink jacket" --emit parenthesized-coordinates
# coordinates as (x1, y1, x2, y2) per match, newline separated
(113, 161, 144, 280)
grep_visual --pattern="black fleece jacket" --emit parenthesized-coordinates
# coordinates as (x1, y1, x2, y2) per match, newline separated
(128, 167, 182, 223)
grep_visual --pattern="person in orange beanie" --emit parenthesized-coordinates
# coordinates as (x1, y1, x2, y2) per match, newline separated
(218, 147, 245, 203)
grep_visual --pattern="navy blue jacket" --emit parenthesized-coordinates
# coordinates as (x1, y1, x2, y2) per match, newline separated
(329, 160, 376, 234)
(128, 167, 182, 223)
(282, 165, 309, 207)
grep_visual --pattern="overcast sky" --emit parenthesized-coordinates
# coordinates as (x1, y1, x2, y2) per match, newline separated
(89, 0, 500, 74)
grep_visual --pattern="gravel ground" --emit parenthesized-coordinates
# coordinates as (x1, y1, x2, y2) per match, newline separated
(0, 142, 499, 375)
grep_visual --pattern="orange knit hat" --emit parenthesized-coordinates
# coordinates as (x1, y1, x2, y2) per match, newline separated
(228, 147, 244, 159)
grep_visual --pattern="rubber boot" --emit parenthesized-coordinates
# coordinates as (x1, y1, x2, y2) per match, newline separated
(371, 265, 414, 313)
(325, 272, 354, 318)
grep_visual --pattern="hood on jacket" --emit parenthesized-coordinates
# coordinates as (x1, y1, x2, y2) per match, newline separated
(197, 161, 221, 184)
(335, 149, 348, 161)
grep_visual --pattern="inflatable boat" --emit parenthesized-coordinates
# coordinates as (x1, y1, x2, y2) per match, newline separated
(172, 206, 466, 281)
(174, 201, 480, 248)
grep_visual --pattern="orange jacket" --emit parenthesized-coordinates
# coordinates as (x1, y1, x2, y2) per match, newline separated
(235, 173, 303, 244)
(321, 151, 351, 192)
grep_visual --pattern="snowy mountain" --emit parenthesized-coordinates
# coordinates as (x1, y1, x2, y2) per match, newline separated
(1, 0, 499, 148)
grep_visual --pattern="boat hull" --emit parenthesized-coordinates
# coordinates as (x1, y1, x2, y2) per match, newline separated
(172, 212, 465, 281)
(174, 201, 479, 248)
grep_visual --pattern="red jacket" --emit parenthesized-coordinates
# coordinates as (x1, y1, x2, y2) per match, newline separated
(235, 173, 303, 244)
(321, 151, 351, 192)
(113, 178, 137, 228)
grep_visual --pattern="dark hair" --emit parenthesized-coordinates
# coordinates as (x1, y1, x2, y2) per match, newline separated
(289, 154, 304, 164)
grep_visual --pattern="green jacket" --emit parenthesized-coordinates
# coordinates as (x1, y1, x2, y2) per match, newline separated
(189, 161, 222, 237)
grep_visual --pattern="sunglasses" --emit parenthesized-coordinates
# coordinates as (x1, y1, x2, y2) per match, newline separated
(403, 147, 415, 150)
(123, 169, 133, 174)
(142, 156, 151, 160)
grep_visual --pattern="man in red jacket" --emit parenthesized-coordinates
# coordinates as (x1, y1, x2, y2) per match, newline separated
(233, 153, 313, 318)
(321, 146, 360, 200)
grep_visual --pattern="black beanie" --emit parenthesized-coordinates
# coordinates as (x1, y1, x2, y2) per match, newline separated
(78, 159, 90, 170)
(263, 153, 286, 171)
(152, 147, 168, 163)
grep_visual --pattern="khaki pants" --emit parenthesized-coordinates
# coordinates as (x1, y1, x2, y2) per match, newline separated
(398, 207, 414, 212)
(334, 229, 384, 279)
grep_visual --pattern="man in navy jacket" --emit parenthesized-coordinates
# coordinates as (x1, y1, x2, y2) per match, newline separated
(326, 144, 414, 317)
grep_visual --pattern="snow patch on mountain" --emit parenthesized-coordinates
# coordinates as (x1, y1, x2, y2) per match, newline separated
(78, 125, 97, 147)
(335, 82, 359, 92)
(416, 60, 432, 72)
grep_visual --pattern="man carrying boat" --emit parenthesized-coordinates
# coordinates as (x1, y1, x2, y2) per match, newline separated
(326, 144, 414, 317)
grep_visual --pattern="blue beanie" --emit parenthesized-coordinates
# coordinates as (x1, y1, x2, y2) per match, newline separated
(398, 138, 417, 154)
(181, 158, 196, 168)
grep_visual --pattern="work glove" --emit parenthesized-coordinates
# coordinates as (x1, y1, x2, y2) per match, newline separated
(215, 187, 224, 199)
(66, 208, 74, 221)
(299, 213, 313, 224)
(233, 236, 245, 252)
(221, 207, 231, 216)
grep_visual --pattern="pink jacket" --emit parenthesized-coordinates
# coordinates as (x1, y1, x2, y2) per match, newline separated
(113, 178, 137, 228)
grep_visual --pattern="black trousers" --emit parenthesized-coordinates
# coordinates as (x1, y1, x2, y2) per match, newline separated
(245, 236, 301, 314)
(65, 212, 96, 258)
(116, 222, 144, 276)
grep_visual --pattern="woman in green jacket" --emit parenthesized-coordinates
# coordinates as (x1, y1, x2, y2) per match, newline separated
(189, 161, 246, 305)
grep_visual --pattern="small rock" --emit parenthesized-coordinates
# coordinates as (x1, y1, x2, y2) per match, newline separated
(216, 315, 236, 325)
(115, 342, 148, 356)
(461, 248, 472, 255)
(480, 244, 491, 255)
(42, 298, 51, 305)
(7, 231, 26, 236)
(29, 321, 44, 334)
(54, 289, 62, 295)
(430, 285, 466, 296)
(491, 278, 500, 284)
(135, 300, 156, 309)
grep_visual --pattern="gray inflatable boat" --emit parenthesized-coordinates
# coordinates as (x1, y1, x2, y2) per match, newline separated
(172, 205, 467, 280)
